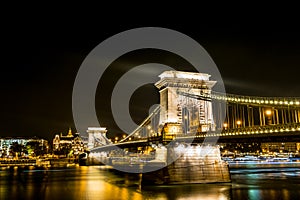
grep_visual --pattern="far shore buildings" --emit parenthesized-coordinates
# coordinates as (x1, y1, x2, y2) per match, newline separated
(53, 128, 85, 156)
(0, 137, 48, 158)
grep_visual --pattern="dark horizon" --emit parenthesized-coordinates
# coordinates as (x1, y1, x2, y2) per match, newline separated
(2, 19, 300, 140)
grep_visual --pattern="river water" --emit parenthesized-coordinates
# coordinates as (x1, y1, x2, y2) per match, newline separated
(0, 163, 300, 200)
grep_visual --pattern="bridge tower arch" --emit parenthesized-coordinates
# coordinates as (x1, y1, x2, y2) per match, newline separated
(87, 127, 110, 149)
(155, 71, 216, 133)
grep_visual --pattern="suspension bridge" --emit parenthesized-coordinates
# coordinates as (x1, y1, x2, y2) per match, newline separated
(83, 70, 300, 184)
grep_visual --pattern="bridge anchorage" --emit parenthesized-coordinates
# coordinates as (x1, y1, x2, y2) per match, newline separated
(86, 70, 300, 184)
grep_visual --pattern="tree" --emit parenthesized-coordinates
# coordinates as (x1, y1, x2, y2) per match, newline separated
(26, 141, 46, 156)
(10, 142, 27, 158)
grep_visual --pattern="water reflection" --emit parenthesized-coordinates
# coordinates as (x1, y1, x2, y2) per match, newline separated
(1, 165, 300, 199)
(141, 184, 231, 200)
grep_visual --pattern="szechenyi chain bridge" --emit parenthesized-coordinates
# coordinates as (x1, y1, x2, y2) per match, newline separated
(84, 70, 300, 184)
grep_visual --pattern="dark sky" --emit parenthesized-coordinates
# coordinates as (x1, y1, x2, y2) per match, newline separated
(1, 14, 300, 140)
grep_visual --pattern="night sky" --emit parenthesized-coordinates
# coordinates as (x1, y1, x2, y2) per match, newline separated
(2, 14, 300, 140)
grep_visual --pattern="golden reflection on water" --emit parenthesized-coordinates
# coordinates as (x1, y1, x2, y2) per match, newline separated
(56, 166, 144, 200)
(1, 165, 300, 200)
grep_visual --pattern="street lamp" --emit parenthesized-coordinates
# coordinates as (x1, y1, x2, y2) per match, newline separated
(265, 110, 272, 116)
(236, 120, 242, 128)
(265, 109, 272, 125)
(223, 123, 228, 130)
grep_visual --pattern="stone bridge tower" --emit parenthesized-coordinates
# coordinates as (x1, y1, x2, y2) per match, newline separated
(155, 71, 216, 133)
(87, 127, 110, 150)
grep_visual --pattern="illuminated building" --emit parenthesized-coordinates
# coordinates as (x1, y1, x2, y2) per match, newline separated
(0, 137, 48, 158)
(261, 142, 300, 153)
(52, 128, 85, 155)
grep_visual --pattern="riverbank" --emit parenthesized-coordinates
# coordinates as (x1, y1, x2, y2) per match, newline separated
(228, 160, 300, 169)
(0, 157, 79, 168)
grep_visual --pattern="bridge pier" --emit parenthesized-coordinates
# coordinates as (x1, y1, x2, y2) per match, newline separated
(142, 144, 230, 184)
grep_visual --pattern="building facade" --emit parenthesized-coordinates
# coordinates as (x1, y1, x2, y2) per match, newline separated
(53, 128, 85, 156)
(0, 137, 48, 158)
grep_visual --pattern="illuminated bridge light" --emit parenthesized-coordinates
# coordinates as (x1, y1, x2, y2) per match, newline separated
(251, 131, 254, 134)
(280, 129, 284, 132)
(245, 99, 249, 102)
(275, 129, 278, 132)
(284, 101, 288, 105)
(296, 101, 300, 105)
(270, 100, 274, 104)
(260, 131, 263, 134)
(264, 130, 268, 133)
(265, 100, 269, 104)
(256, 100, 260, 103)
(298, 127, 300, 131)
(260, 100, 264, 103)
(289, 101, 294, 105)
(255, 131, 259, 134)
(270, 130, 273, 133)
(286, 128, 289, 131)
(279, 101, 283, 104)
(292, 128, 295, 131)
(274, 101, 278, 104)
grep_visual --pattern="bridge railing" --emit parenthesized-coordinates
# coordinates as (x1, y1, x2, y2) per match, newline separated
(161, 123, 300, 140)
(219, 123, 300, 137)
(178, 90, 300, 107)
(212, 92, 300, 107)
